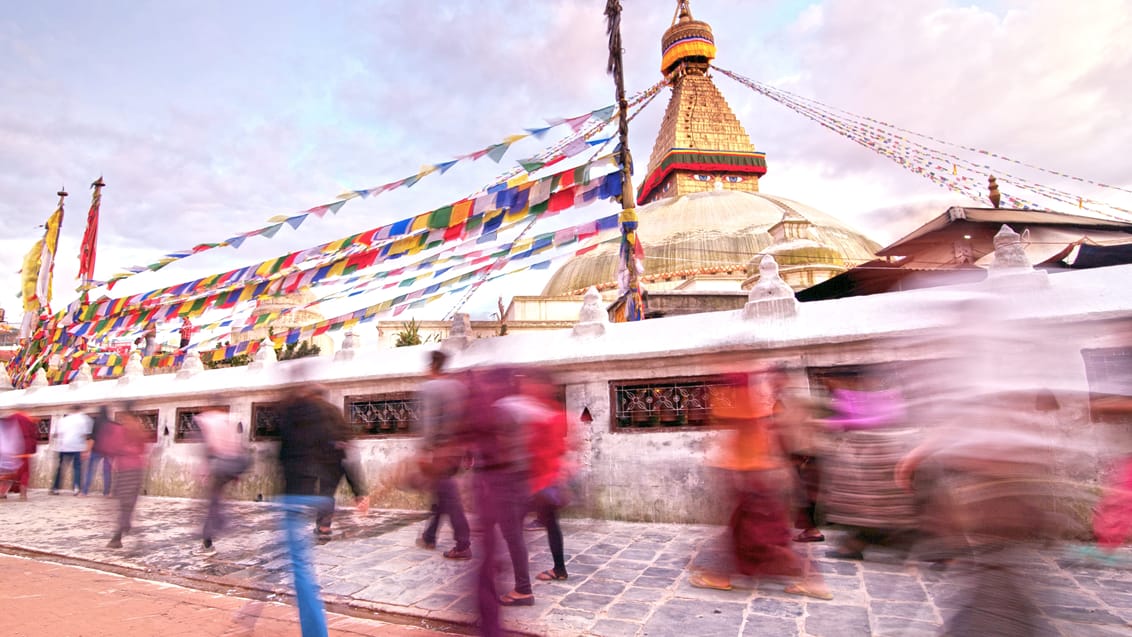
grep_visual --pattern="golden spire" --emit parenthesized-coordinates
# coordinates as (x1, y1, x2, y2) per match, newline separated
(637, 1, 766, 205)
(660, 0, 715, 75)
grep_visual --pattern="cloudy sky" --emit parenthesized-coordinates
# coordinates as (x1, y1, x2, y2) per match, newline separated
(2, 0, 1130, 330)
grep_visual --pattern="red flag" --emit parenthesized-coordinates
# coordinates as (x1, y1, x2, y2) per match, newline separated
(78, 177, 105, 286)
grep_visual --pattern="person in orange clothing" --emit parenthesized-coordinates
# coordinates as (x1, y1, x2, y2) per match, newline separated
(689, 371, 831, 600)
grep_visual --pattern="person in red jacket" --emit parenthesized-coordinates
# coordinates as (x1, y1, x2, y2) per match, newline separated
(519, 369, 571, 582)
(102, 407, 150, 549)
(8, 412, 39, 500)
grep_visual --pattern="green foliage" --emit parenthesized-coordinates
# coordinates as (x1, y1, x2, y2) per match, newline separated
(204, 354, 251, 370)
(395, 318, 422, 347)
(275, 340, 321, 361)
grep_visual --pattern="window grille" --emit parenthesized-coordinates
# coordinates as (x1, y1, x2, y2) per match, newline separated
(611, 377, 721, 430)
(173, 406, 228, 441)
(345, 393, 418, 437)
(252, 403, 281, 440)
(35, 416, 51, 443)
(1082, 348, 1132, 426)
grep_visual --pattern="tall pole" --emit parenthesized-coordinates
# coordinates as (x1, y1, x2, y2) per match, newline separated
(605, 0, 644, 321)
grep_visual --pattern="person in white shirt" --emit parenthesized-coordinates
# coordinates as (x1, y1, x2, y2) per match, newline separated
(51, 407, 93, 495)
(194, 410, 251, 555)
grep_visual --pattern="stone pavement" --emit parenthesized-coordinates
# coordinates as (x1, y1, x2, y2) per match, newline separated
(0, 490, 1130, 636)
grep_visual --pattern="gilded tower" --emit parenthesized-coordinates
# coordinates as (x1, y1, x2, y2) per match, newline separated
(539, 0, 880, 299)
(637, 1, 767, 204)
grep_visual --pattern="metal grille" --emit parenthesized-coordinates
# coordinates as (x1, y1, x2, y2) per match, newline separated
(252, 403, 281, 440)
(174, 407, 227, 441)
(611, 378, 720, 430)
(1082, 348, 1132, 426)
(112, 410, 159, 442)
(346, 394, 418, 436)
(35, 417, 51, 442)
(133, 411, 160, 442)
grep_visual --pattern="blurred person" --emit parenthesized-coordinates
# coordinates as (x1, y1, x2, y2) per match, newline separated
(275, 384, 340, 637)
(9, 412, 38, 500)
(518, 368, 571, 582)
(894, 395, 1082, 636)
(457, 366, 536, 635)
(890, 303, 1096, 636)
(81, 406, 114, 497)
(143, 324, 157, 356)
(102, 407, 149, 549)
(50, 405, 92, 496)
(768, 368, 826, 543)
(194, 410, 252, 556)
(314, 401, 369, 542)
(0, 415, 24, 497)
(690, 372, 831, 600)
(818, 371, 920, 561)
(1083, 392, 1132, 563)
(179, 317, 195, 350)
(415, 350, 471, 559)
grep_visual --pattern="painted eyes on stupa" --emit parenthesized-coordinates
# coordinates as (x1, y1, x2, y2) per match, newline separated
(692, 174, 744, 183)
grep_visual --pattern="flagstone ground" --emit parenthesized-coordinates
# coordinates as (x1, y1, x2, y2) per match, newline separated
(1, 491, 1129, 636)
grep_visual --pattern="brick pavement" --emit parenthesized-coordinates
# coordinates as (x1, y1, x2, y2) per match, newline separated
(0, 552, 453, 637)
(0, 490, 1130, 636)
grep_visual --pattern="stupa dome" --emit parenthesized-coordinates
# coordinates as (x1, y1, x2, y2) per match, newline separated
(541, 190, 881, 296)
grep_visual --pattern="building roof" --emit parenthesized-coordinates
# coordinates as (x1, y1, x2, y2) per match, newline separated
(879, 207, 1132, 257)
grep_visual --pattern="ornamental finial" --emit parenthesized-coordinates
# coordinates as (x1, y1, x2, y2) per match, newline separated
(673, 0, 693, 24)
(988, 175, 1001, 208)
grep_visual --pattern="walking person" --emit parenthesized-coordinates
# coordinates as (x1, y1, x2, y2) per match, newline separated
(1083, 392, 1132, 564)
(194, 409, 252, 556)
(818, 371, 920, 561)
(81, 406, 114, 497)
(416, 350, 471, 559)
(103, 407, 149, 549)
(50, 406, 91, 496)
(689, 371, 831, 600)
(276, 384, 340, 637)
(8, 412, 38, 500)
(518, 368, 571, 582)
(768, 368, 826, 543)
(314, 404, 369, 542)
(0, 415, 24, 498)
(458, 367, 536, 636)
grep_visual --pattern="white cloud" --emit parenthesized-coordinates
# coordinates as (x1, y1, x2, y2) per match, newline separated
(1, 0, 1128, 332)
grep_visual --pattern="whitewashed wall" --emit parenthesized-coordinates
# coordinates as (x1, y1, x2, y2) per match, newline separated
(4, 264, 1131, 522)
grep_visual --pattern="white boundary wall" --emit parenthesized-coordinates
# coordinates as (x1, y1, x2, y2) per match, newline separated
(4, 264, 1130, 522)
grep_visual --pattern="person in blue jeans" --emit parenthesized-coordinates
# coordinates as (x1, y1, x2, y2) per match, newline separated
(82, 407, 113, 496)
(50, 408, 92, 495)
(275, 384, 340, 637)
(416, 350, 471, 559)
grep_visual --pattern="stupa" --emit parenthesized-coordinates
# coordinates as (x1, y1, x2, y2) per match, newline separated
(525, 0, 880, 320)
(231, 289, 333, 355)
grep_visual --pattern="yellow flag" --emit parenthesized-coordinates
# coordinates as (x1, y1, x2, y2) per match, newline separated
(20, 239, 44, 313)
(26, 203, 65, 310)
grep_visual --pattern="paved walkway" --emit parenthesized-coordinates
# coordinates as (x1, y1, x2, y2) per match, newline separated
(0, 490, 1129, 636)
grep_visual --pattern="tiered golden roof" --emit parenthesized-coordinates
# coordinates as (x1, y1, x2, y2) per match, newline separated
(540, 1, 879, 297)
